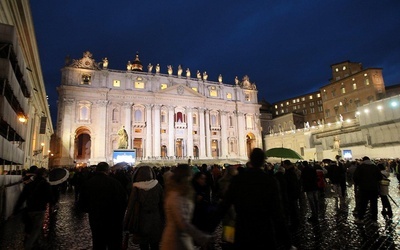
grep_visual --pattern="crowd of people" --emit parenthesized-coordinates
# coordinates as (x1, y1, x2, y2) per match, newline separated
(10, 150, 400, 249)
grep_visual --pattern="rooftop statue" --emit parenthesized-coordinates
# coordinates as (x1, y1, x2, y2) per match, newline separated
(218, 74, 223, 83)
(148, 63, 153, 73)
(235, 76, 239, 85)
(197, 70, 201, 79)
(102, 57, 108, 69)
(156, 64, 160, 73)
(177, 65, 183, 77)
(127, 61, 132, 71)
(167, 65, 173, 75)
(186, 68, 191, 78)
(203, 71, 208, 81)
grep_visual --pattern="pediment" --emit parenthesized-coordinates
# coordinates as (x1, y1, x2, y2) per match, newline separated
(158, 84, 204, 98)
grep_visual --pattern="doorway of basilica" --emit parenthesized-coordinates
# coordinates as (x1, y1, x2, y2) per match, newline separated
(246, 133, 256, 158)
(161, 145, 167, 158)
(211, 140, 219, 158)
(133, 138, 143, 158)
(176, 139, 183, 158)
(193, 146, 199, 159)
(74, 127, 91, 165)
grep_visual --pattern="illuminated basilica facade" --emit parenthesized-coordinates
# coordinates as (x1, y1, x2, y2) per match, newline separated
(53, 52, 262, 167)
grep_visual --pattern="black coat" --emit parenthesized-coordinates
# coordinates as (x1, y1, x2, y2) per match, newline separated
(353, 160, 382, 192)
(217, 168, 292, 249)
(80, 172, 127, 227)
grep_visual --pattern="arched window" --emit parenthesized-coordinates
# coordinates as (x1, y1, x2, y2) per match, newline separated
(246, 115, 253, 129)
(112, 108, 119, 122)
(176, 112, 183, 122)
(211, 114, 217, 126)
(161, 111, 166, 123)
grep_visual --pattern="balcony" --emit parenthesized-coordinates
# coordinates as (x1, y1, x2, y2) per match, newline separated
(132, 121, 146, 128)
(175, 122, 187, 129)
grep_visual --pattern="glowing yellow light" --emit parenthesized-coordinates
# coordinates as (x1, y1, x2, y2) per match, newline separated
(41, 142, 45, 147)
(18, 116, 27, 123)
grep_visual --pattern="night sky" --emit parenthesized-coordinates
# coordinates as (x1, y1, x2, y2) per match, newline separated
(30, 1, 400, 127)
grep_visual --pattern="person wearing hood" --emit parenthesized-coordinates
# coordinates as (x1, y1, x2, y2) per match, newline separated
(124, 166, 164, 250)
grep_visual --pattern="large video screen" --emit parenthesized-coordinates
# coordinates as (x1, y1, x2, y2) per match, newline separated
(113, 150, 136, 165)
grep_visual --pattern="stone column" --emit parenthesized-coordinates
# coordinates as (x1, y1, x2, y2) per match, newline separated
(93, 100, 108, 163)
(220, 111, 228, 158)
(186, 107, 193, 158)
(205, 109, 211, 158)
(237, 111, 246, 158)
(153, 104, 161, 158)
(123, 102, 132, 149)
(145, 104, 153, 158)
(168, 106, 175, 158)
(199, 108, 206, 158)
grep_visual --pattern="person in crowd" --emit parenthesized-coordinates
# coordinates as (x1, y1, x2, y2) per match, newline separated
(314, 163, 327, 199)
(282, 159, 301, 228)
(336, 155, 348, 199)
(13, 168, 54, 250)
(301, 161, 319, 222)
(161, 164, 213, 249)
(353, 156, 382, 225)
(214, 148, 296, 249)
(80, 162, 127, 250)
(192, 172, 212, 232)
(124, 166, 164, 250)
(326, 159, 346, 211)
(378, 163, 393, 219)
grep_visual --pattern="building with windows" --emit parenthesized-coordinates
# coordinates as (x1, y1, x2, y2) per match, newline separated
(0, 1, 53, 172)
(53, 52, 262, 167)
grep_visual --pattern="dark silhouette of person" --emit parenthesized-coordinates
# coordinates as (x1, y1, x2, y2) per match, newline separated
(80, 162, 127, 249)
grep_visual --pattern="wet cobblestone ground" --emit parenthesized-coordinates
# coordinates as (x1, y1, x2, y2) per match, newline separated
(1, 175, 400, 249)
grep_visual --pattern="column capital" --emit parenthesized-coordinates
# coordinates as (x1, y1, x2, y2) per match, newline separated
(63, 98, 75, 106)
(123, 102, 133, 109)
(96, 100, 108, 107)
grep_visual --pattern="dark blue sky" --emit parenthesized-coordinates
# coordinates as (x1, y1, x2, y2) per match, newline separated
(30, 1, 400, 126)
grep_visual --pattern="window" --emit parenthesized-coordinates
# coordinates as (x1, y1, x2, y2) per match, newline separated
(341, 87, 346, 94)
(274, 105, 278, 109)
(310, 107, 315, 113)
(112, 108, 119, 122)
(301, 97, 305, 101)
(303, 109, 307, 115)
(161, 129, 167, 133)
(113, 80, 120, 87)
(81, 74, 91, 85)
(310, 102, 315, 107)
(135, 81, 144, 89)
(161, 112, 166, 123)
(280, 103, 284, 107)
(293, 106, 297, 110)
(245, 94, 250, 101)
(193, 114, 197, 125)
(353, 83, 357, 90)
(303, 104, 306, 108)
(210, 87, 218, 97)
(229, 116, 233, 127)
(325, 109, 330, 118)
(317, 100, 323, 105)
(227, 93, 232, 99)
(343, 66, 346, 70)
(317, 93, 321, 98)
(318, 106, 323, 112)
(292, 100, 296, 104)
(365, 79, 370, 86)
(135, 110, 142, 121)
(246, 115, 253, 129)
(331, 89, 336, 97)
(211, 114, 217, 126)
(161, 83, 167, 90)
(297, 98, 300, 102)
(309, 95, 313, 100)
(335, 68, 339, 72)
(80, 106, 89, 120)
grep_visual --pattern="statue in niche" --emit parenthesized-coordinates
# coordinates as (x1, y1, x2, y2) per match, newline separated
(156, 64, 160, 73)
(118, 126, 128, 149)
(333, 136, 340, 150)
(186, 68, 191, 78)
(235, 76, 239, 85)
(177, 65, 183, 76)
(203, 71, 208, 81)
(218, 74, 223, 83)
(102, 57, 108, 69)
(197, 70, 201, 79)
(147, 63, 153, 73)
(167, 65, 173, 75)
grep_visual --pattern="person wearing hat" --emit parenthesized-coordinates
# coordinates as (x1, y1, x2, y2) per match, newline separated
(353, 156, 382, 225)
(80, 162, 127, 249)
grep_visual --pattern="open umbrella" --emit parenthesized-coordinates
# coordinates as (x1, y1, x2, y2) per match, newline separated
(48, 168, 69, 186)
(265, 147, 303, 160)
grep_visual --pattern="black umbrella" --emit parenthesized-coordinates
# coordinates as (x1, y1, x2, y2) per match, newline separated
(48, 168, 69, 186)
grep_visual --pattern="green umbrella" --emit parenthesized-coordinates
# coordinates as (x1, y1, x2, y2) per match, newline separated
(265, 147, 303, 160)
